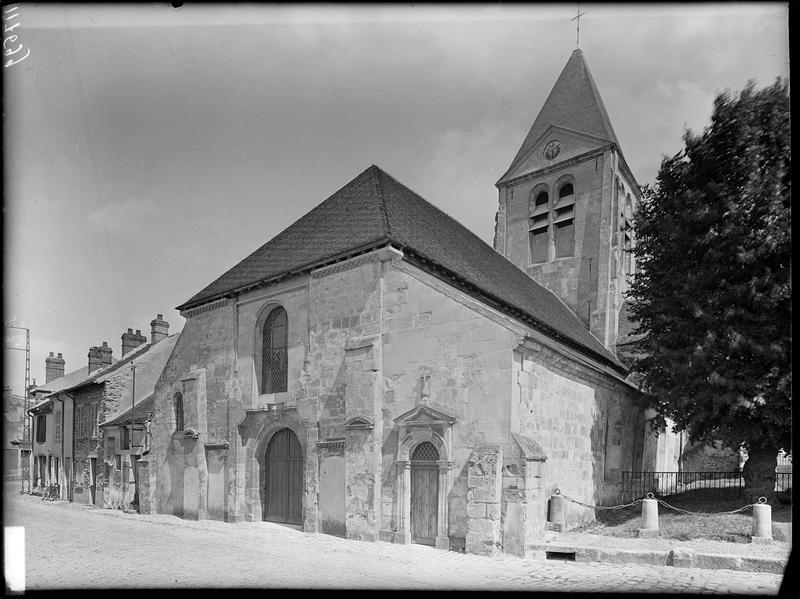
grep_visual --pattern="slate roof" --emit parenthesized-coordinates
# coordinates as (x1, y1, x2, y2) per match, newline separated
(179, 165, 625, 372)
(31, 357, 118, 398)
(101, 394, 155, 427)
(29, 336, 178, 414)
(497, 49, 620, 185)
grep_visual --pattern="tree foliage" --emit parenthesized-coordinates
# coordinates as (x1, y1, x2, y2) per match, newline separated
(627, 79, 791, 461)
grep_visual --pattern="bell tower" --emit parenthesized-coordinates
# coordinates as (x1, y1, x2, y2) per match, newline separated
(493, 49, 640, 352)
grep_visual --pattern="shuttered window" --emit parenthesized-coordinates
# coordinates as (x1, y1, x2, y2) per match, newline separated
(554, 183, 575, 258)
(529, 191, 549, 263)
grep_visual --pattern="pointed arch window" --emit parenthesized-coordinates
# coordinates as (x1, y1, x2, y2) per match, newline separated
(529, 189, 549, 263)
(261, 306, 288, 394)
(554, 182, 575, 258)
(623, 194, 634, 274)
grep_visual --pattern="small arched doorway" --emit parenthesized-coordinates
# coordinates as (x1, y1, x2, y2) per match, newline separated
(410, 442, 439, 545)
(264, 428, 303, 524)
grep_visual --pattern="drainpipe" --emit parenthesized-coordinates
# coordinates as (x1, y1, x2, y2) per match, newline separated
(65, 392, 76, 502)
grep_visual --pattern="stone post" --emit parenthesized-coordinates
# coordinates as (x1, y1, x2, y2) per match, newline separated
(465, 444, 503, 557)
(638, 497, 659, 537)
(548, 493, 567, 532)
(751, 502, 772, 544)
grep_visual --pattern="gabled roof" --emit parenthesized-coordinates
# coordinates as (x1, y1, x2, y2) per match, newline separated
(179, 165, 625, 372)
(29, 335, 178, 414)
(87, 334, 179, 424)
(29, 365, 98, 412)
(497, 49, 620, 186)
(101, 393, 154, 427)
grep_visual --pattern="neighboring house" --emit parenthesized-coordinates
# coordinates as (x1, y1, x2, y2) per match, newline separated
(68, 317, 175, 509)
(28, 315, 174, 507)
(28, 351, 108, 498)
(3, 387, 26, 479)
(140, 51, 658, 558)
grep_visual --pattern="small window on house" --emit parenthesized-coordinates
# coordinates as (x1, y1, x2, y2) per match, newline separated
(36, 415, 46, 443)
(54, 410, 62, 445)
(91, 403, 98, 438)
(529, 190, 550, 263)
(115, 455, 122, 471)
(121, 426, 130, 450)
(174, 392, 184, 432)
(106, 436, 116, 460)
(261, 306, 288, 394)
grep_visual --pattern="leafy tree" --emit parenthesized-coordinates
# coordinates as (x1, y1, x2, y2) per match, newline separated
(627, 79, 791, 502)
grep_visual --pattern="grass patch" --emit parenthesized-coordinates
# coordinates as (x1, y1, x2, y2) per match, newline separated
(573, 489, 792, 543)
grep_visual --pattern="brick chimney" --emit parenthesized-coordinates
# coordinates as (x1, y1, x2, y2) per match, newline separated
(121, 328, 148, 356)
(150, 314, 169, 344)
(88, 341, 113, 373)
(45, 352, 66, 383)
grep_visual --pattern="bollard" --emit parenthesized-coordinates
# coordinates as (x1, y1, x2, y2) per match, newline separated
(547, 492, 567, 532)
(638, 496, 659, 538)
(751, 500, 772, 544)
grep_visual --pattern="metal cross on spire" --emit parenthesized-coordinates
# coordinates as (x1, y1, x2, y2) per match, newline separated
(571, 4, 586, 47)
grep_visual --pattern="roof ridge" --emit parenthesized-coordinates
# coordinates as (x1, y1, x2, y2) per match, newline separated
(377, 167, 491, 249)
(371, 165, 392, 238)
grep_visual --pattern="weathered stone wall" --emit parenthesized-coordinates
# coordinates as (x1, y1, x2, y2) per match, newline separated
(150, 299, 237, 519)
(465, 444, 503, 556)
(513, 342, 642, 528)
(378, 258, 523, 546)
(72, 384, 104, 506)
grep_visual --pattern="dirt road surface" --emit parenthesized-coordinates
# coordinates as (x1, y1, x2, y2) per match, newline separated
(3, 485, 786, 592)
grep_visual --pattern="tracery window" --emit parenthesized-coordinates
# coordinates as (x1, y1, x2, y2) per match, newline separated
(261, 306, 288, 394)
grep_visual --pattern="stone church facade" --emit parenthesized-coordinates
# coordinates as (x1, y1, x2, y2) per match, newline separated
(140, 49, 655, 556)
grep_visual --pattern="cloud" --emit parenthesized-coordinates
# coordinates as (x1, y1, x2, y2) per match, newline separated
(416, 118, 521, 244)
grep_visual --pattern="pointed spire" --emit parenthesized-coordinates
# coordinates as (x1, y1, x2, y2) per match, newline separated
(498, 49, 620, 185)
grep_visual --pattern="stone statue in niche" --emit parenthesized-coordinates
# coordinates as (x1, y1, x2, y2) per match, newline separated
(420, 371, 431, 402)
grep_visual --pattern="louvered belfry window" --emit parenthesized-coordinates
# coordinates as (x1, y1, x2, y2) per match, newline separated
(262, 306, 288, 394)
(411, 442, 439, 462)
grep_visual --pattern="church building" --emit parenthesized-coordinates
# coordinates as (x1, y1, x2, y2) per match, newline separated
(141, 49, 653, 557)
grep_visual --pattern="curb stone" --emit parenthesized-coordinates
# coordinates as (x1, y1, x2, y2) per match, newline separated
(528, 542, 787, 574)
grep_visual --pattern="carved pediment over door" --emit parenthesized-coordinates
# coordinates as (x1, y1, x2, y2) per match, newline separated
(394, 404, 457, 462)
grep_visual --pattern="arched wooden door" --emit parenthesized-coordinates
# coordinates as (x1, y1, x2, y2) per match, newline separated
(264, 428, 304, 524)
(410, 442, 439, 545)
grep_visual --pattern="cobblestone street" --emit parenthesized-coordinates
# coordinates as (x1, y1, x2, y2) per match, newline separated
(3, 485, 785, 593)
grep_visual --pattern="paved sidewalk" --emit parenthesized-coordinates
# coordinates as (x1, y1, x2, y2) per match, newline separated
(531, 530, 791, 574)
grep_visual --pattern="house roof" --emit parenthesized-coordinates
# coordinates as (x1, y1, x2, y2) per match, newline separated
(88, 334, 179, 424)
(29, 366, 98, 412)
(179, 165, 625, 371)
(497, 49, 620, 186)
(29, 335, 178, 414)
(101, 393, 155, 427)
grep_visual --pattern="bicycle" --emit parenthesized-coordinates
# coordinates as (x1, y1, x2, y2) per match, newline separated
(41, 483, 60, 501)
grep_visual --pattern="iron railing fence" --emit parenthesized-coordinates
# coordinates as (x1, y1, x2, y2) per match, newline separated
(619, 471, 792, 501)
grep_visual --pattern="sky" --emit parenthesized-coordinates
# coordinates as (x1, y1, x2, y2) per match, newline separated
(3, 3, 789, 395)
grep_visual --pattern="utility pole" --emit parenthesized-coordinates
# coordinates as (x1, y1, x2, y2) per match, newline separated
(130, 363, 139, 512)
(5, 325, 31, 494)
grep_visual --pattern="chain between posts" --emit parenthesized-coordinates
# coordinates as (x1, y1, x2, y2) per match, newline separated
(553, 488, 768, 515)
